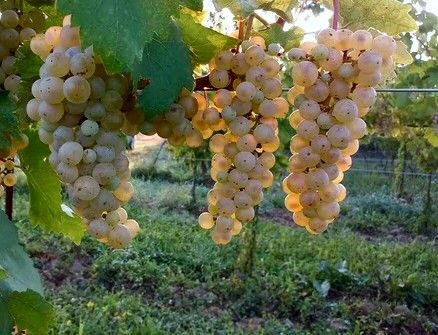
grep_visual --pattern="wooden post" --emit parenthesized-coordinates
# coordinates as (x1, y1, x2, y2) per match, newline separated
(5, 186, 13, 220)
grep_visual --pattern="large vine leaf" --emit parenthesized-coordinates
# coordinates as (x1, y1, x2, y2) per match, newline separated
(394, 40, 414, 65)
(19, 130, 86, 244)
(16, 44, 43, 81)
(57, 0, 153, 73)
(256, 24, 304, 50)
(0, 210, 42, 294)
(57, 0, 203, 73)
(212, 0, 299, 21)
(7, 290, 56, 335)
(15, 43, 43, 128)
(0, 92, 20, 152)
(178, 0, 203, 11)
(133, 23, 194, 118)
(0, 210, 54, 335)
(0, 266, 8, 280)
(323, 0, 417, 35)
(175, 13, 238, 64)
(15, 80, 34, 128)
(24, 0, 54, 6)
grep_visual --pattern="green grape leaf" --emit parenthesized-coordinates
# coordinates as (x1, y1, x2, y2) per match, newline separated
(57, 0, 203, 73)
(14, 44, 42, 128)
(0, 210, 43, 294)
(24, 0, 55, 6)
(256, 24, 304, 50)
(425, 128, 438, 148)
(0, 266, 8, 280)
(0, 210, 50, 334)
(212, 0, 298, 21)
(19, 130, 86, 244)
(15, 80, 34, 129)
(57, 0, 158, 73)
(0, 91, 20, 152)
(7, 290, 56, 335)
(394, 40, 414, 65)
(134, 23, 194, 117)
(179, 0, 203, 11)
(181, 7, 208, 23)
(175, 13, 238, 64)
(15, 43, 43, 81)
(323, 0, 418, 35)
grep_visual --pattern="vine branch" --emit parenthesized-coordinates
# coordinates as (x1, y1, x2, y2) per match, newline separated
(244, 14, 255, 41)
(253, 13, 269, 27)
(332, 0, 340, 30)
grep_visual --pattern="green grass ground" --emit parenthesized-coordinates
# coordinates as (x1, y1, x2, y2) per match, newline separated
(11, 145, 438, 335)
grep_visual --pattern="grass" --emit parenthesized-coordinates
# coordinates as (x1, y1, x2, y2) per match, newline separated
(10, 145, 438, 335)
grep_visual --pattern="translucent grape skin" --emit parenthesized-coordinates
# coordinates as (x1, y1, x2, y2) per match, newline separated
(198, 38, 288, 245)
(26, 17, 141, 248)
(284, 29, 397, 234)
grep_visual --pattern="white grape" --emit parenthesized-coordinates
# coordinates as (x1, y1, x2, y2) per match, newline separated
(73, 176, 100, 201)
(63, 75, 91, 103)
(58, 141, 83, 165)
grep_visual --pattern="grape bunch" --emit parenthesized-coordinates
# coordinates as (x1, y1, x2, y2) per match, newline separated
(198, 37, 289, 245)
(0, 158, 16, 197)
(0, 1, 46, 95)
(284, 28, 397, 234)
(0, 133, 29, 198)
(139, 90, 211, 148)
(27, 17, 140, 248)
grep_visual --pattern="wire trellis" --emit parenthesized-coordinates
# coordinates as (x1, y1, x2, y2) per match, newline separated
(143, 154, 437, 178)
(279, 87, 438, 93)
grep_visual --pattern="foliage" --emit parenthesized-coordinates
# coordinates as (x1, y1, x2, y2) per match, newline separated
(15, 43, 43, 81)
(0, 92, 20, 152)
(25, 0, 55, 6)
(19, 130, 86, 244)
(176, 13, 238, 64)
(15, 43, 43, 128)
(212, 0, 299, 21)
(133, 23, 194, 117)
(0, 0, 433, 332)
(57, 0, 201, 74)
(322, 0, 417, 35)
(7, 290, 56, 335)
(10, 172, 438, 334)
(255, 24, 304, 50)
(0, 210, 55, 335)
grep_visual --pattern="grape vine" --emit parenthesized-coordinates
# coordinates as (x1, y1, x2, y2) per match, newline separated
(0, 0, 423, 332)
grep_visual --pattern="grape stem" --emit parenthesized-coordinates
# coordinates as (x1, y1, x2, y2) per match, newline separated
(244, 14, 255, 40)
(332, 0, 340, 30)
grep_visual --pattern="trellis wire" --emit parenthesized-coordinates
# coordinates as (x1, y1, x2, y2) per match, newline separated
(279, 87, 438, 93)
(147, 155, 437, 178)
(375, 88, 438, 93)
